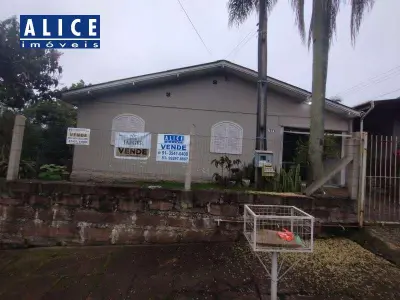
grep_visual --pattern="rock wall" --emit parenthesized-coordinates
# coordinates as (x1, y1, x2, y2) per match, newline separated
(0, 180, 357, 248)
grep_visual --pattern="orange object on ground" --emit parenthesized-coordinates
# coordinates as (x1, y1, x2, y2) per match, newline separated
(277, 229, 294, 242)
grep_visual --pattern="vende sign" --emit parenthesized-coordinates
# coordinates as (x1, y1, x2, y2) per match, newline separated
(156, 134, 190, 163)
(66, 128, 90, 145)
(114, 132, 151, 160)
(19, 15, 100, 49)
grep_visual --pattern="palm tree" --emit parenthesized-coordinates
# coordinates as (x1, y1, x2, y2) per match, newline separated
(228, 0, 275, 151)
(291, 0, 375, 182)
(228, 0, 304, 187)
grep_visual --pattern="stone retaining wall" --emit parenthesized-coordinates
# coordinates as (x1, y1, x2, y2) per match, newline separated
(0, 180, 357, 248)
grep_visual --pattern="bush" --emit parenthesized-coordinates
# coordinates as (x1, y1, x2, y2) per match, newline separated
(0, 159, 36, 179)
(38, 164, 69, 181)
(265, 164, 302, 193)
(294, 135, 341, 166)
(211, 155, 243, 187)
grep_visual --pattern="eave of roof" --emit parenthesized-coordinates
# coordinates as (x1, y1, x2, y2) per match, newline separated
(63, 60, 360, 118)
(353, 98, 400, 110)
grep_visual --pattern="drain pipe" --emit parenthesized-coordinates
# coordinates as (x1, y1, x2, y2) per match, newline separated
(358, 101, 375, 227)
(360, 101, 375, 135)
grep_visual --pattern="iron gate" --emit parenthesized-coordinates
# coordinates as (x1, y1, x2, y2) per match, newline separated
(365, 134, 400, 223)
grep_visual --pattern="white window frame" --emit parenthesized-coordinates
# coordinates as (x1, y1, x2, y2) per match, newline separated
(210, 121, 243, 155)
(110, 113, 145, 145)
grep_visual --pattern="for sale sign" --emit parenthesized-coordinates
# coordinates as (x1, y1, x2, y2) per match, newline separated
(156, 134, 190, 163)
(66, 128, 90, 145)
(114, 132, 151, 160)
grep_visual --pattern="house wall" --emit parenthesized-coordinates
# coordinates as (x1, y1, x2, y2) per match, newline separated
(72, 75, 351, 181)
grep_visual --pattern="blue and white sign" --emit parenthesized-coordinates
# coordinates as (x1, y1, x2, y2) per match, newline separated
(156, 134, 190, 163)
(20, 15, 100, 49)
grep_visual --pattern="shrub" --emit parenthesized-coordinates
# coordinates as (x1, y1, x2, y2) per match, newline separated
(211, 155, 242, 187)
(0, 159, 36, 179)
(38, 164, 69, 181)
(265, 164, 302, 193)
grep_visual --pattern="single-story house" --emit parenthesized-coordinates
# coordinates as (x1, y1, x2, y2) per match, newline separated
(63, 60, 360, 183)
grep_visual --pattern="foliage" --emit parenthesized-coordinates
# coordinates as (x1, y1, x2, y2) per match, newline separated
(0, 16, 62, 109)
(211, 155, 242, 187)
(0, 110, 15, 160)
(0, 16, 88, 179)
(38, 164, 69, 181)
(64, 79, 87, 91)
(265, 164, 302, 193)
(0, 159, 36, 179)
(227, 0, 280, 27)
(0, 79, 83, 178)
(24, 100, 77, 168)
(240, 161, 255, 184)
(294, 135, 341, 166)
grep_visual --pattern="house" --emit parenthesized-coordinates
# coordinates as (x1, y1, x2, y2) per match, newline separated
(63, 60, 360, 183)
(353, 98, 400, 137)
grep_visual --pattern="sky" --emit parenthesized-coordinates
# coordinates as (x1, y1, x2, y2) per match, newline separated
(2, 0, 400, 107)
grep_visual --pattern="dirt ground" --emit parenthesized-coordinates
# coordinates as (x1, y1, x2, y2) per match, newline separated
(0, 238, 400, 300)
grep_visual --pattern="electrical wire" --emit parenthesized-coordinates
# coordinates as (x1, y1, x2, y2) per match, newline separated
(225, 28, 258, 60)
(334, 65, 400, 98)
(177, 0, 212, 56)
(336, 65, 400, 96)
(373, 87, 400, 99)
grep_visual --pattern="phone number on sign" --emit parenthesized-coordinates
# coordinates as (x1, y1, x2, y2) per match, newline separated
(167, 151, 188, 156)
(165, 156, 189, 161)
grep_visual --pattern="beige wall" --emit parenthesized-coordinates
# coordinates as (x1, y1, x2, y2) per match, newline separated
(72, 75, 351, 181)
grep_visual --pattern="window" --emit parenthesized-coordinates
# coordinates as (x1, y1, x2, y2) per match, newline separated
(210, 121, 243, 155)
(110, 114, 145, 145)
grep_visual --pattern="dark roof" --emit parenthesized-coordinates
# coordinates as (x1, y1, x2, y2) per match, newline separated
(353, 98, 400, 111)
(63, 60, 360, 118)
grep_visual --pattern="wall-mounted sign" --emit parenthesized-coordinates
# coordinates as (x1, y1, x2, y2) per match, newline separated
(66, 128, 90, 145)
(114, 132, 151, 160)
(156, 134, 190, 163)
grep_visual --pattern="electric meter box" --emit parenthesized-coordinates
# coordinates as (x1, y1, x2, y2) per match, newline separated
(254, 150, 274, 168)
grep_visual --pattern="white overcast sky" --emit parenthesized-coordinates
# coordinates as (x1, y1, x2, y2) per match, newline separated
(2, 0, 399, 107)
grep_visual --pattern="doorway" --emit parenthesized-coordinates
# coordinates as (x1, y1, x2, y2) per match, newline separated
(282, 127, 345, 185)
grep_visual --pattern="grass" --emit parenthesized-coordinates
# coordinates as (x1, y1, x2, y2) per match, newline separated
(130, 180, 251, 191)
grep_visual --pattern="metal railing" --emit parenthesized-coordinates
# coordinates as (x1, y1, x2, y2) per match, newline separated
(365, 134, 400, 223)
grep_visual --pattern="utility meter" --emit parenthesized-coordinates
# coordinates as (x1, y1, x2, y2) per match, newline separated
(255, 150, 273, 167)
(254, 150, 275, 177)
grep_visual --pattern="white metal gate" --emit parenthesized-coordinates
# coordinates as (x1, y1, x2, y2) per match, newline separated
(365, 134, 400, 224)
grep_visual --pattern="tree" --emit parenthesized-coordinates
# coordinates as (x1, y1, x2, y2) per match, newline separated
(227, 0, 277, 151)
(0, 16, 62, 109)
(24, 100, 77, 168)
(291, 0, 374, 181)
(227, 0, 305, 188)
(0, 80, 87, 178)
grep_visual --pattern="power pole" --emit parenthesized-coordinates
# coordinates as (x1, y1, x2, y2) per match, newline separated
(255, 0, 268, 189)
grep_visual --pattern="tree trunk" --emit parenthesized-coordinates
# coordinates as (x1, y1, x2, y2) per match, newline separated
(255, 0, 268, 189)
(309, 0, 329, 182)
